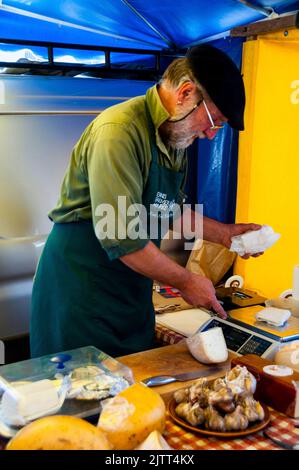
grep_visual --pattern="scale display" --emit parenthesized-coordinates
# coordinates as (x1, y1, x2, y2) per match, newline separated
(201, 318, 275, 358)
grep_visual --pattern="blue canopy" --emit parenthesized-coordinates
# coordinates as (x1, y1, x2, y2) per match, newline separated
(0, 1, 298, 49)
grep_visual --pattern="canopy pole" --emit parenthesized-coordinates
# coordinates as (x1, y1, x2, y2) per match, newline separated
(121, 0, 176, 49)
(236, 1, 278, 18)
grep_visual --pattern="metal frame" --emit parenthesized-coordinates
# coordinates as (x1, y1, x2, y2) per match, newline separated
(0, 38, 184, 79)
(231, 11, 299, 37)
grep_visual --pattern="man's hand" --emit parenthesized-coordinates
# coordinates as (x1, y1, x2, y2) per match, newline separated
(121, 241, 227, 320)
(179, 272, 227, 319)
(201, 216, 263, 258)
(220, 223, 263, 259)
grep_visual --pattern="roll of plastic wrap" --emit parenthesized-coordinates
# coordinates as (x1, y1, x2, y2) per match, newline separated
(279, 289, 293, 299)
(224, 275, 244, 288)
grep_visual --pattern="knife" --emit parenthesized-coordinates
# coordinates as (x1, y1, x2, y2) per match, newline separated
(141, 366, 224, 387)
(263, 431, 299, 450)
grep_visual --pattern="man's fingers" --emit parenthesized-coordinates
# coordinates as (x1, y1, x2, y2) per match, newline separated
(211, 298, 227, 319)
(250, 223, 262, 231)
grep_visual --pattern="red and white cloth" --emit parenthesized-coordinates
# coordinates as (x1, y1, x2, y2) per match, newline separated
(164, 405, 299, 450)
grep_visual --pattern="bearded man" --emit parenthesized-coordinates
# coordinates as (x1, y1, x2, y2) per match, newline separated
(30, 44, 261, 358)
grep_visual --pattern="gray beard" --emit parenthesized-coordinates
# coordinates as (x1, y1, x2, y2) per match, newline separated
(160, 120, 204, 150)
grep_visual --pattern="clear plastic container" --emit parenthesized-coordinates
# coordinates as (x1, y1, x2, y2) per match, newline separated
(0, 346, 134, 421)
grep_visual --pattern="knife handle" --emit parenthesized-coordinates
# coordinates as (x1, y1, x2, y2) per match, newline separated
(142, 376, 176, 387)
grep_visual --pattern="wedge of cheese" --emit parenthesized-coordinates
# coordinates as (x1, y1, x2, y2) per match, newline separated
(186, 327, 228, 364)
(97, 382, 166, 450)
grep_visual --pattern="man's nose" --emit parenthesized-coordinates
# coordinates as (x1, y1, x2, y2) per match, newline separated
(205, 128, 219, 140)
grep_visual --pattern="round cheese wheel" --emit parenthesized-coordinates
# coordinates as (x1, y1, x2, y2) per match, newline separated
(274, 341, 299, 372)
(98, 382, 166, 450)
(6, 415, 111, 450)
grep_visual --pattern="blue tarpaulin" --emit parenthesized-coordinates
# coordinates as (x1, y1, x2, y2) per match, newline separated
(1, 1, 297, 48)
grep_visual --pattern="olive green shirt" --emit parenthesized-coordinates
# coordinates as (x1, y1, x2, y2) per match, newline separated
(49, 85, 187, 259)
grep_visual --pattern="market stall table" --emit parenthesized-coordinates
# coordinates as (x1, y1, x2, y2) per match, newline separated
(0, 333, 298, 450)
(117, 324, 299, 451)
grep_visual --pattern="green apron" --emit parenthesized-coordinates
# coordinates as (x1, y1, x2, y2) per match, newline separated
(30, 105, 185, 358)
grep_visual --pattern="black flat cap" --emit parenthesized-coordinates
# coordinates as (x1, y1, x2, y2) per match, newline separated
(187, 44, 245, 130)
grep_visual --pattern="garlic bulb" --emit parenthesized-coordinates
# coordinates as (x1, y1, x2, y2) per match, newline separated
(225, 405, 249, 431)
(174, 388, 189, 404)
(240, 397, 265, 422)
(204, 406, 226, 432)
(208, 386, 235, 414)
(225, 365, 257, 398)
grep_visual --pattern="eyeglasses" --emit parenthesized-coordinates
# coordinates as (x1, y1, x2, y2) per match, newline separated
(167, 97, 225, 128)
(166, 99, 202, 123)
(202, 99, 224, 131)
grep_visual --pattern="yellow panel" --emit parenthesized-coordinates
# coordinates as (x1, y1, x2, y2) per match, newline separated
(235, 32, 299, 298)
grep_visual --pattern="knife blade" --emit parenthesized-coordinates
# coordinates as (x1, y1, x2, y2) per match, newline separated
(141, 366, 224, 387)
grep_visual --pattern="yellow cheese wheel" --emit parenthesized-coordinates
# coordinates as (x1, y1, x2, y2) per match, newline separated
(98, 382, 166, 450)
(6, 415, 111, 450)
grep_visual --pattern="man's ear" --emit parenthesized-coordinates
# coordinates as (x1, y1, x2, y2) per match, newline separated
(177, 81, 197, 104)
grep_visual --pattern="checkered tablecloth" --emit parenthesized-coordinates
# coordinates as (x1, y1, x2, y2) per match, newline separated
(164, 408, 299, 450)
(155, 323, 185, 345)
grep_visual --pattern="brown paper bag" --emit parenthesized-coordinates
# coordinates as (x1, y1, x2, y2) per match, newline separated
(185, 239, 236, 286)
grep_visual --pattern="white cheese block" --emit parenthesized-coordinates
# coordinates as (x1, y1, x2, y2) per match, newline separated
(186, 327, 228, 364)
(1, 379, 61, 426)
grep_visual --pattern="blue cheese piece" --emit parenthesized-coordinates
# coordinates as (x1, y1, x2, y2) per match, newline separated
(66, 370, 129, 400)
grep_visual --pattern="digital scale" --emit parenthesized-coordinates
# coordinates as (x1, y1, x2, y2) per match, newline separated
(199, 305, 299, 360)
(155, 286, 299, 360)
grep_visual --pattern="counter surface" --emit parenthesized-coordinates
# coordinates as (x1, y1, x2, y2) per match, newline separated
(117, 340, 231, 402)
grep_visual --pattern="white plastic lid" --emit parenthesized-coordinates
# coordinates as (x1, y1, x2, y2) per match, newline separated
(263, 364, 293, 377)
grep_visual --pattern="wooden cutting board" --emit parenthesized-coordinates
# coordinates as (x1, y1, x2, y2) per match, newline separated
(117, 340, 233, 402)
